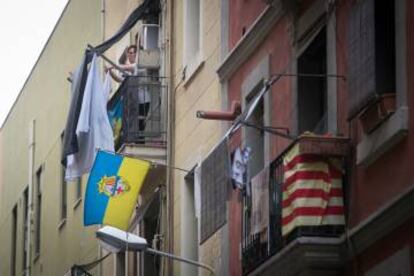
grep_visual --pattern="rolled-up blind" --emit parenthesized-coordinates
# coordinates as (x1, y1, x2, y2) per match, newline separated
(347, 0, 377, 119)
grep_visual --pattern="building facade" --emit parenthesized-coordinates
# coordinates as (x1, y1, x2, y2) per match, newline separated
(217, 0, 414, 275)
(168, 0, 228, 275)
(1, 0, 413, 276)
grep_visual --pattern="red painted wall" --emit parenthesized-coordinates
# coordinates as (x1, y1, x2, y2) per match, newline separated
(228, 0, 267, 49)
(345, 216, 414, 275)
(227, 7, 293, 276)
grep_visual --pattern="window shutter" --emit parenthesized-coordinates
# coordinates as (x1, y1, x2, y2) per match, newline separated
(200, 140, 229, 244)
(347, 0, 377, 119)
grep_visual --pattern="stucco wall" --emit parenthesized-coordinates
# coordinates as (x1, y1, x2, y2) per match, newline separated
(171, 0, 225, 275)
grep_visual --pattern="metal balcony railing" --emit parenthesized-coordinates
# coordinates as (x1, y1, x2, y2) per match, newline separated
(242, 136, 349, 275)
(108, 76, 167, 150)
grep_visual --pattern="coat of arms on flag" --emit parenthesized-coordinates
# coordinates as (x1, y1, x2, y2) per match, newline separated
(98, 175, 130, 197)
(84, 150, 150, 230)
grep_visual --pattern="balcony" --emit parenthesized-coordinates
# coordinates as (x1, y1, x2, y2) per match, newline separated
(242, 135, 350, 276)
(108, 75, 167, 164)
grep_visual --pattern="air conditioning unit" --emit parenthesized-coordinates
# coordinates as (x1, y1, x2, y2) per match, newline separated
(141, 24, 159, 50)
(138, 24, 160, 69)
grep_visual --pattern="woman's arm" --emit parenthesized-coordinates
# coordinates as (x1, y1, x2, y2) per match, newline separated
(118, 63, 135, 73)
(105, 66, 123, 83)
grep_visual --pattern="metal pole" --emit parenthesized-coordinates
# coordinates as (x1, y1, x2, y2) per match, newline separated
(87, 44, 129, 75)
(145, 248, 215, 276)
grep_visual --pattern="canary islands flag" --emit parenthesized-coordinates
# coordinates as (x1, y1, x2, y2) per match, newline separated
(84, 150, 150, 230)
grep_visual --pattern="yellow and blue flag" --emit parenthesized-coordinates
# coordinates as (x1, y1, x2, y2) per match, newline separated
(84, 150, 150, 230)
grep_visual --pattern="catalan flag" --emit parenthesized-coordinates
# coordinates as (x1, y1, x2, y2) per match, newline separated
(282, 144, 345, 237)
(84, 150, 150, 230)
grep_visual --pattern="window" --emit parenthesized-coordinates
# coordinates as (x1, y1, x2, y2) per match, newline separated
(75, 178, 82, 202)
(142, 197, 161, 276)
(11, 205, 17, 276)
(352, 0, 408, 165)
(61, 134, 67, 222)
(183, 0, 202, 75)
(35, 167, 42, 256)
(60, 166, 67, 222)
(347, 0, 396, 119)
(298, 27, 327, 134)
(23, 188, 28, 271)
(241, 55, 270, 170)
(245, 96, 265, 178)
(182, 167, 199, 276)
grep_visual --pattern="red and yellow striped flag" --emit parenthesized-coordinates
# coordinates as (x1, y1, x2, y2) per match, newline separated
(282, 144, 345, 237)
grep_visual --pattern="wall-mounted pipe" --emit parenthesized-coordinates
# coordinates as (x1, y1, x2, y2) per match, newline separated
(196, 100, 241, 121)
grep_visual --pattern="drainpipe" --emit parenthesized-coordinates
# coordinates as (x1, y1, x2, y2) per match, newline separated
(166, 0, 175, 274)
(26, 119, 35, 276)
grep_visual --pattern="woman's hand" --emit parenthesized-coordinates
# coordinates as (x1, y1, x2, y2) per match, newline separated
(104, 65, 113, 73)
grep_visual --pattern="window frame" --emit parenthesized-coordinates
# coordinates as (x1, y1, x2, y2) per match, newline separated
(60, 133, 67, 225)
(34, 166, 42, 258)
(183, 0, 204, 81)
(293, 1, 337, 135)
(356, 0, 408, 166)
(297, 26, 328, 135)
(22, 187, 29, 271)
(11, 204, 17, 276)
(241, 55, 271, 166)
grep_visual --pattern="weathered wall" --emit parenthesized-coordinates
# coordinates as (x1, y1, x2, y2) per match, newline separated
(171, 0, 225, 275)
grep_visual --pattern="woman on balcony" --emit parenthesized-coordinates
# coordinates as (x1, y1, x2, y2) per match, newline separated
(106, 45, 151, 142)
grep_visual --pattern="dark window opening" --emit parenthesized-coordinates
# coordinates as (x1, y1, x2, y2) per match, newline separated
(182, 169, 199, 275)
(75, 178, 82, 202)
(143, 197, 161, 276)
(375, 1, 395, 95)
(35, 167, 42, 256)
(60, 171, 67, 221)
(298, 28, 327, 134)
(61, 134, 67, 221)
(11, 205, 17, 276)
(23, 188, 28, 271)
(246, 96, 264, 180)
(347, 0, 396, 118)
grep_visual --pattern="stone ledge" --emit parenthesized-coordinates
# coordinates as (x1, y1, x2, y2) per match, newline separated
(357, 106, 408, 166)
(249, 237, 345, 276)
(347, 185, 414, 256)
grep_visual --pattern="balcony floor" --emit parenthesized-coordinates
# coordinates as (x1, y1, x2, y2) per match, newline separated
(248, 237, 345, 276)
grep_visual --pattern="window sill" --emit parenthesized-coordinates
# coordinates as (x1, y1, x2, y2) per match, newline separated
(183, 56, 204, 87)
(357, 106, 408, 166)
(58, 218, 67, 231)
(73, 197, 82, 210)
